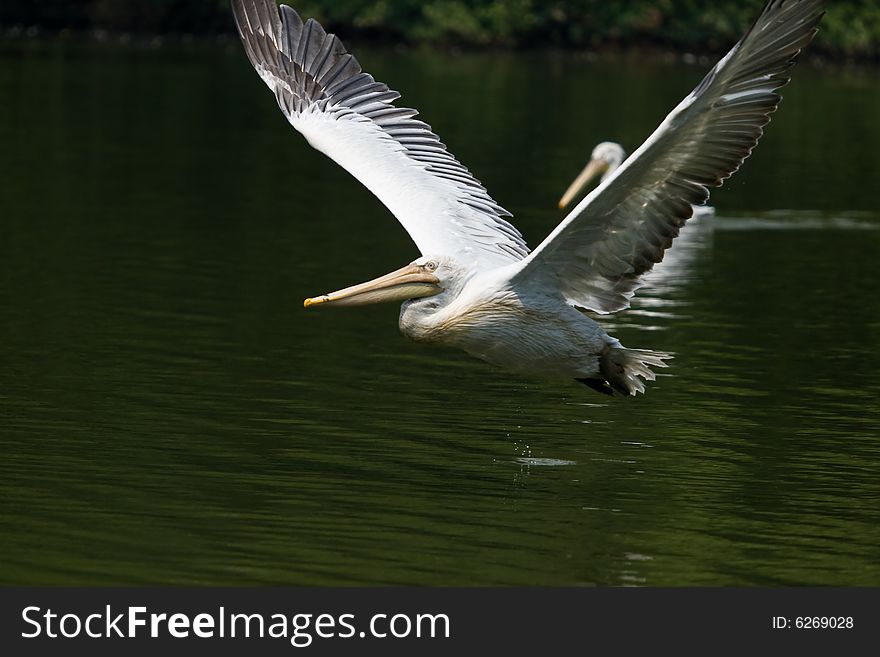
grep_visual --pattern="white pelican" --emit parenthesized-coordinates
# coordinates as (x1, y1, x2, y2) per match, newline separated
(231, 0, 824, 395)
(559, 142, 716, 219)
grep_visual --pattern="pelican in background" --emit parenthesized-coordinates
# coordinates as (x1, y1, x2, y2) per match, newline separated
(561, 142, 716, 303)
(232, 0, 824, 396)
(559, 142, 716, 219)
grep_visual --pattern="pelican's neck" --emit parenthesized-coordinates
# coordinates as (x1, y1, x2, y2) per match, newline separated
(399, 295, 448, 343)
(398, 267, 478, 343)
(602, 156, 624, 181)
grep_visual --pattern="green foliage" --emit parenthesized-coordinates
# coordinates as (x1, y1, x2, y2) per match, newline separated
(820, 0, 880, 56)
(1, 1, 878, 58)
(0, 0, 232, 34)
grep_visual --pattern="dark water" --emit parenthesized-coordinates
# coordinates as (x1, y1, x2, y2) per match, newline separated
(2, 40, 879, 586)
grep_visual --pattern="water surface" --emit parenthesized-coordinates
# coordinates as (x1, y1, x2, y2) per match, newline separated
(1, 41, 879, 585)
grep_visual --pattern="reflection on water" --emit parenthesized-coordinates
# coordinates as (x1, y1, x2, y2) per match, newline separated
(713, 212, 880, 231)
(1, 41, 879, 586)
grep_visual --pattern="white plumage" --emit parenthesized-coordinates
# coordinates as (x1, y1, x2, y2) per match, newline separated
(232, 0, 824, 395)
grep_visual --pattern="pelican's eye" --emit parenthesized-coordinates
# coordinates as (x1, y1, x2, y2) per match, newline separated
(424, 261, 438, 272)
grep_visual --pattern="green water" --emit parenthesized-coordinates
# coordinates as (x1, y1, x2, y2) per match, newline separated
(1, 41, 879, 586)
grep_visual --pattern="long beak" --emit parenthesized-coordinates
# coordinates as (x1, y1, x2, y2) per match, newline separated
(304, 263, 441, 309)
(558, 159, 607, 209)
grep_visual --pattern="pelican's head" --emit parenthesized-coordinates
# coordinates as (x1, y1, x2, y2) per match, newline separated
(303, 255, 467, 310)
(558, 141, 627, 209)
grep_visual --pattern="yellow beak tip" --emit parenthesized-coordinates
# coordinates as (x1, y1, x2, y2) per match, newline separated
(303, 297, 322, 309)
(558, 200, 567, 209)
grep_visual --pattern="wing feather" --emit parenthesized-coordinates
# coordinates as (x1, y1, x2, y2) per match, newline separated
(514, 0, 825, 313)
(231, 0, 529, 271)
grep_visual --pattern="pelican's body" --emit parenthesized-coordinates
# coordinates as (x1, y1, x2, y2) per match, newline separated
(398, 262, 610, 379)
(560, 141, 716, 219)
(232, 0, 824, 395)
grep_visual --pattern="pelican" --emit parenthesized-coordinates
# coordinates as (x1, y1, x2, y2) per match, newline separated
(231, 0, 824, 395)
(559, 141, 716, 219)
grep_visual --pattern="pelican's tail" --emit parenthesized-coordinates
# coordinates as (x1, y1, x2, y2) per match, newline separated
(580, 346, 672, 396)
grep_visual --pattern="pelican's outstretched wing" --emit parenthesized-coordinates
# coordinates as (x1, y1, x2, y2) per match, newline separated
(231, 0, 529, 271)
(513, 0, 824, 313)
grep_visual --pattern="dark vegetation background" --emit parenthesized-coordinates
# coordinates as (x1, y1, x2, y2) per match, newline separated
(0, 1, 877, 58)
